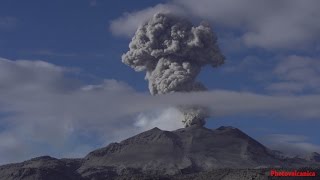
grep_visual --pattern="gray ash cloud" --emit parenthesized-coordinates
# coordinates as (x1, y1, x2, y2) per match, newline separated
(122, 13, 224, 127)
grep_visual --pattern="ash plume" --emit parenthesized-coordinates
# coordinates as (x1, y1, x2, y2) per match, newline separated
(122, 13, 225, 127)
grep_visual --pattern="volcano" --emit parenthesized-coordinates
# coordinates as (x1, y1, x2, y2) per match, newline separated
(0, 126, 319, 180)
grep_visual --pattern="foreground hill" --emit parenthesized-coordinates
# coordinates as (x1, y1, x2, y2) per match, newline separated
(0, 126, 319, 180)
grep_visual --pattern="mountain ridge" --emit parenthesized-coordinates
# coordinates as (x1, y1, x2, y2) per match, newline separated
(0, 125, 319, 180)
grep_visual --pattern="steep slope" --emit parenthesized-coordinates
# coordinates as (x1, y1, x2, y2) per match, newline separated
(79, 125, 284, 176)
(173, 126, 283, 170)
(78, 127, 191, 176)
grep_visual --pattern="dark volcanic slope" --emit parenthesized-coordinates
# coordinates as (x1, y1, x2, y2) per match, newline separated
(79, 127, 188, 176)
(174, 126, 283, 169)
(0, 126, 319, 180)
(79, 126, 284, 177)
(0, 156, 83, 180)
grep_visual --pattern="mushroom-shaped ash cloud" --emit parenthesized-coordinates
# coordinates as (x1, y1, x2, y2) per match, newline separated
(122, 13, 225, 127)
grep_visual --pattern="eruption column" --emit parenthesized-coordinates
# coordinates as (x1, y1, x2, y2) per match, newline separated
(122, 13, 225, 127)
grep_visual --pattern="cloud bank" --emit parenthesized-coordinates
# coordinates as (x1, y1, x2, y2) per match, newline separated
(1, 57, 320, 164)
(263, 134, 320, 156)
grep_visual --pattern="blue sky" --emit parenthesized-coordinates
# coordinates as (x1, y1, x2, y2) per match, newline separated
(0, 0, 320, 164)
(0, 0, 157, 90)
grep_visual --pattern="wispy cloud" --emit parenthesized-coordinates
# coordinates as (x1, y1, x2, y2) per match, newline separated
(21, 49, 107, 59)
(267, 55, 320, 93)
(109, 4, 184, 37)
(26, 49, 77, 57)
(221, 54, 320, 94)
(110, 0, 320, 49)
(263, 134, 320, 156)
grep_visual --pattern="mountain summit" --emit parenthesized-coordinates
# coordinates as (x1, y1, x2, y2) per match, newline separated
(79, 125, 283, 177)
(0, 126, 319, 180)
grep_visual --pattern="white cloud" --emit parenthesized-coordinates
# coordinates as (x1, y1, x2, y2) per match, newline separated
(267, 55, 320, 93)
(109, 4, 184, 37)
(0, 57, 184, 164)
(0, 132, 28, 163)
(134, 108, 184, 131)
(177, 0, 320, 49)
(263, 134, 320, 156)
(111, 0, 320, 49)
(1, 57, 320, 164)
(179, 91, 320, 119)
(221, 55, 320, 94)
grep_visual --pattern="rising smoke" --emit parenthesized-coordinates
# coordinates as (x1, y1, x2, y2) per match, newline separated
(122, 13, 225, 127)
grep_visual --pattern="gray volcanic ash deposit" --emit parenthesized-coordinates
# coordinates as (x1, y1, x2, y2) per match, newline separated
(122, 13, 225, 127)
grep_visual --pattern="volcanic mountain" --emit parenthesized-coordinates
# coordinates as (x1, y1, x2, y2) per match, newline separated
(0, 126, 319, 180)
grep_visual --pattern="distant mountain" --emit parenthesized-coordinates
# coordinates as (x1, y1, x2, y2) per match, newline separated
(0, 156, 83, 180)
(0, 125, 319, 180)
(309, 152, 320, 162)
(297, 152, 320, 163)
